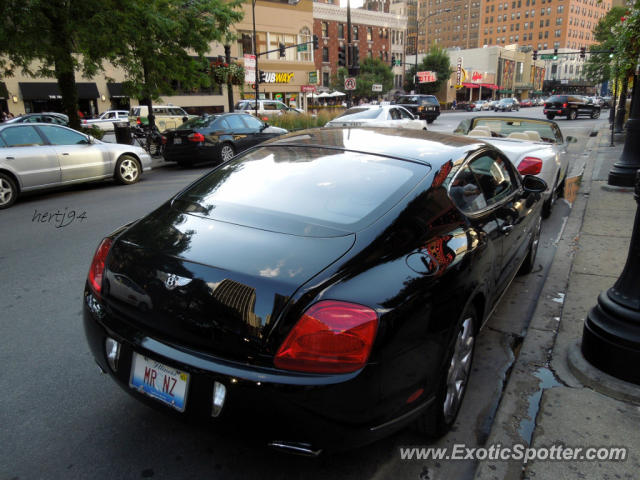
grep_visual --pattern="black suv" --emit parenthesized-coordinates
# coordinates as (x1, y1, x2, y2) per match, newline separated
(394, 95, 440, 123)
(544, 95, 601, 120)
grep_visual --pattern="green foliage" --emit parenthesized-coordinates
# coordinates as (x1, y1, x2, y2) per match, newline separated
(584, 7, 628, 83)
(404, 45, 453, 95)
(265, 111, 343, 131)
(352, 57, 394, 98)
(80, 125, 105, 140)
(330, 67, 349, 92)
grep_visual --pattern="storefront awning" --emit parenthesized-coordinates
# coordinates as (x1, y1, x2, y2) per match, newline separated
(0, 82, 8, 100)
(107, 83, 127, 98)
(480, 83, 499, 90)
(19, 82, 99, 100)
(462, 82, 499, 90)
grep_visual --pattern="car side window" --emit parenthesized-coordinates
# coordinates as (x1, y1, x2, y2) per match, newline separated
(469, 153, 515, 206)
(389, 108, 400, 120)
(0, 126, 45, 147)
(38, 125, 88, 145)
(263, 103, 277, 111)
(241, 115, 264, 130)
(450, 165, 488, 213)
(225, 115, 247, 130)
(211, 118, 230, 131)
(398, 108, 413, 119)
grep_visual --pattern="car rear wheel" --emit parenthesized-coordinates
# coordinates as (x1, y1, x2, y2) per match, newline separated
(0, 172, 18, 209)
(568, 109, 577, 120)
(591, 109, 600, 119)
(519, 215, 542, 275)
(416, 305, 477, 438)
(114, 155, 141, 185)
(220, 143, 235, 162)
(546, 113, 556, 120)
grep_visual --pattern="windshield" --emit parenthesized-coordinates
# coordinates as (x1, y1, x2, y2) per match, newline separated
(468, 118, 562, 143)
(179, 116, 217, 129)
(336, 108, 383, 120)
(173, 146, 429, 236)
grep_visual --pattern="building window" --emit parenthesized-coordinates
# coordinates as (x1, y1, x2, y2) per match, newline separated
(298, 27, 313, 62)
(367, 48, 372, 57)
(353, 25, 359, 40)
(338, 23, 344, 39)
(367, 27, 372, 41)
(323, 71, 330, 86)
(322, 46, 329, 62)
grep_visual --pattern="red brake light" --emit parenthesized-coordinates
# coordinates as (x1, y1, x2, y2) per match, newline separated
(188, 132, 205, 143)
(562, 102, 568, 108)
(87, 238, 113, 294)
(518, 157, 543, 176)
(136, 117, 141, 125)
(274, 301, 378, 373)
(161, 135, 167, 145)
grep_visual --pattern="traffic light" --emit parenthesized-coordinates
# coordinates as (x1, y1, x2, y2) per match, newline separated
(313, 34, 319, 50)
(351, 45, 359, 66)
(580, 47, 586, 59)
(279, 42, 286, 58)
(391, 55, 396, 67)
(609, 47, 614, 58)
(338, 45, 346, 67)
(532, 50, 537, 61)
(553, 48, 558, 60)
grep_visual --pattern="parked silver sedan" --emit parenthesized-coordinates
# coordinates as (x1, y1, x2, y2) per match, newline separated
(0, 123, 151, 209)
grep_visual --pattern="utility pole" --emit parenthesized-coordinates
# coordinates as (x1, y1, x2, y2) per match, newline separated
(225, 45, 234, 112)
(252, 0, 259, 117)
(347, 0, 352, 108)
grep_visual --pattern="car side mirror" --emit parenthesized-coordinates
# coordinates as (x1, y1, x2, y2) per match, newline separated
(182, 116, 188, 122)
(565, 135, 578, 144)
(522, 175, 547, 193)
(86, 135, 95, 144)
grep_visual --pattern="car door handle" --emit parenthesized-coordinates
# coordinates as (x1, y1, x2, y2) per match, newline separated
(501, 224, 514, 235)
(6, 156, 14, 159)
(61, 153, 69, 155)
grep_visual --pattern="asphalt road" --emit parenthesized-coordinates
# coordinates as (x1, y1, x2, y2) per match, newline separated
(0, 112, 607, 480)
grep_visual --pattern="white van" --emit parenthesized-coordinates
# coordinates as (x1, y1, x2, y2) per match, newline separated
(128, 104, 194, 131)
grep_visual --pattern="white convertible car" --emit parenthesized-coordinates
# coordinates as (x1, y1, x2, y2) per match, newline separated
(324, 104, 427, 130)
(454, 116, 572, 217)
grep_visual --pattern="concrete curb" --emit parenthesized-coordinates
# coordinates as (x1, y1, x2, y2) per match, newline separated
(567, 342, 640, 405)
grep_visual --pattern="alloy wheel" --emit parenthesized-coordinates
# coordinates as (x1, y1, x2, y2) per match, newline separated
(220, 144, 235, 162)
(119, 158, 139, 183)
(443, 316, 475, 423)
(0, 177, 14, 206)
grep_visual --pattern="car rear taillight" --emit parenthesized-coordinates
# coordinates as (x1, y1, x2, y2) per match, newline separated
(562, 103, 568, 108)
(188, 132, 205, 143)
(161, 135, 167, 145)
(87, 238, 113, 295)
(136, 117, 141, 125)
(274, 300, 378, 374)
(518, 157, 543, 176)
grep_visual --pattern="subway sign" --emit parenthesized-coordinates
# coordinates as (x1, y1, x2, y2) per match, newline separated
(259, 71, 295, 83)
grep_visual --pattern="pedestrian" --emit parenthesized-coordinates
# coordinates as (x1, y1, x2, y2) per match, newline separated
(452, 99, 457, 110)
(1, 111, 7, 122)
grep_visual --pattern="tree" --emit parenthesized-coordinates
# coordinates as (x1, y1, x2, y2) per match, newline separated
(0, 0, 120, 129)
(404, 45, 453, 95)
(107, 0, 244, 129)
(584, 6, 627, 84)
(352, 57, 393, 99)
(330, 67, 349, 92)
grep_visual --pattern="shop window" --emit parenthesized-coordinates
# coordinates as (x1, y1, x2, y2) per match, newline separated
(322, 22, 328, 38)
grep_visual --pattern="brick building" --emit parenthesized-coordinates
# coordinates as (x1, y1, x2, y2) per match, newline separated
(313, 1, 406, 88)
(420, 1, 482, 51)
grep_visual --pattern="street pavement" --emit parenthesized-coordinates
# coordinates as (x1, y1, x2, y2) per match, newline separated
(0, 110, 620, 480)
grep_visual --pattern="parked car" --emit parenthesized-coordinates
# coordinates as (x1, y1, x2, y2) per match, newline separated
(83, 127, 547, 453)
(520, 99, 533, 108)
(129, 104, 195, 132)
(3, 112, 69, 126)
(324, 104, 427, 130)
(235, 100, 303, 119)
(473, 100, 490, 111)
(543, 95, 601, 120)
(394, 94, 440, 123)
(162, 113, 288, 167)
(600, 96, 613, 108)
(487, 100, 500, 110)
(454, 115, 572, 217)
(494, 98, 520, 112)
(456, 101, 476, 112)
(0, 123, 151, 209)
(82, 110, 129, 131)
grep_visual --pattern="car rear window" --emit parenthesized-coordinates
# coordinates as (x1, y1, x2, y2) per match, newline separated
(173, 146, 429, 236)
(181, 116, 217, 128)
(336, 108, 382, 120)
(546, 95, 568, 103)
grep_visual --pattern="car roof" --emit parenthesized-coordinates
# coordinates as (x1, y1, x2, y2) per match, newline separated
(261, 127, 486, 167)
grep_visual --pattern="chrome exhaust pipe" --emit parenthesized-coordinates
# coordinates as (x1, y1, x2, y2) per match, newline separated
(268, 441, 322, 457)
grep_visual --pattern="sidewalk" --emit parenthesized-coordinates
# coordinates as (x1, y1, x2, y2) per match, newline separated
(475, 128, 640, 479)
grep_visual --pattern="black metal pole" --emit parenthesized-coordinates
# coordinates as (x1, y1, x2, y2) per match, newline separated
(582, 170, 640, 384)
(225, 45, 234, 113)
(609, 63, 640, 187)
(610, 61, 618, 148)
(253, 0, 259, 117)
(346, 0, 352, 109)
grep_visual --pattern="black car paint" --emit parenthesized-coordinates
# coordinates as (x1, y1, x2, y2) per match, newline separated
(83, 128, 543, 451)
(544, 95, 601, 120)
(163, 113, 287, 166)
(395, 95, 441, 123)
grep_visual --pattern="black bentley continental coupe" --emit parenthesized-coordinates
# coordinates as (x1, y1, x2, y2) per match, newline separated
(83, 127, 546, 454)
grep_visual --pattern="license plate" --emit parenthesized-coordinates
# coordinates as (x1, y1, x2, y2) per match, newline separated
(129, 353, 190, 411)
(428, 107, 435, 111)
(174, 138, 182, 145)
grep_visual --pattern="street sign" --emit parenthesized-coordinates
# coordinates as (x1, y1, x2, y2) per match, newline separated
(417, 71, 437, 83)
(540, 54, 554, 60)
(244, 54, 256, 84)
(344, 77, 356, 90)
(372, 84, 383, 92)
(308, 71, 318, 85)
(301, 85, 317, 93)
(297, 44, 307, 52)
(456, 57, 462, 85)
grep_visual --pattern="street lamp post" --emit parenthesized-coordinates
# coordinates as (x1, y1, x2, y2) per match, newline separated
(581, 63, 640, 384)
(252, 0, 259, 117)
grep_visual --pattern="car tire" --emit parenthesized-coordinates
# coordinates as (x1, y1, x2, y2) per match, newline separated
(219, 143, 235, 163)
(427, 119, 435, 124)
(568, 109, 577, 120)
(546, 113, 555, 120)
(114, 155, 141, 185)
(415, 305, 477, 438)
(519, 215, 542, 275)
(542, 173, 561, 219)
(591, 109, 600, 119)
(0, 172, 18, 209)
